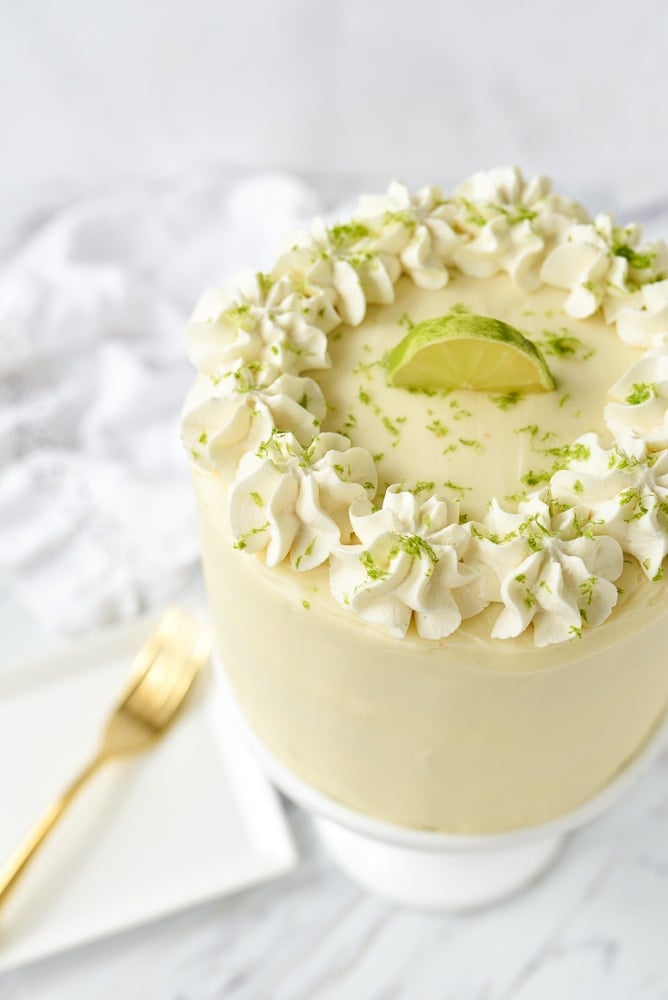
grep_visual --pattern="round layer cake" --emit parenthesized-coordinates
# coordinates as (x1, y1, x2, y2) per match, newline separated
(183, 168, 668, 834)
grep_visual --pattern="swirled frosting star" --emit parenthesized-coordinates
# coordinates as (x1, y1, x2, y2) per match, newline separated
(229, 431, 377, 571)
(187, 271, 335, 380)
(274, 218, 401, 326)
(550, 434, 668, 580)
(358, 181, 465, 290)
(605, 339, 668, 451)
(469, 495, 624, 646)
(329, 486, 485, 639)
(182, 372, 327, 470)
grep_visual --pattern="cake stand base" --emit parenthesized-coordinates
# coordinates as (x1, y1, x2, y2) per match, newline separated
(315, 817, 564, 910)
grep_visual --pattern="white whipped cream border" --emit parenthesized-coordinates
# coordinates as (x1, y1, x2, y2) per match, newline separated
(183, 166, 668, 646)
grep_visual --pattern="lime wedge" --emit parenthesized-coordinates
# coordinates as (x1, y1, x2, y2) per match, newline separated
(386, 313, 555, 393)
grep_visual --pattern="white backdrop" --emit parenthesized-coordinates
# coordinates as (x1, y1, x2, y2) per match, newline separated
(2, 0, 668, 216)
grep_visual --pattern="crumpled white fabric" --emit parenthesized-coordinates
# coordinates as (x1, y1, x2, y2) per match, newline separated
(0, 169, 322, 632)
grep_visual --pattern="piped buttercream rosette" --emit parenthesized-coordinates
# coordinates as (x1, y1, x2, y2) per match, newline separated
(229, 430, 377, 572)
(604, 337, 668, 452)
(329, 486, 485, 640)
(183, 167, 668, 645)
(549, 434, 668, 580)
(186, 270, 336, 380)
(468, 494, 624, 647)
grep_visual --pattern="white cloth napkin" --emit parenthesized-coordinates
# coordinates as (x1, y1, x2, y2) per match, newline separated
(0, 169, 324, 633)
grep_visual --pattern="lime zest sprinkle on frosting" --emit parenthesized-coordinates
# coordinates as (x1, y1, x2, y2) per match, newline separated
(353, 358, 384, 380)
(426, 418, 449, 437)
(395, 533, 439, 564)
(443, 479, 472, 494)
(411, 481, 435, 495)
(580, 576, 598, 605)
(327, 221, 372, 250)
(294, 539, 317, 570)
(460, 197, 487, 227)
(523, 588, 537, 610)
(234, 522, 270, 550)
(490, 390, 523, 410)
(505, 491, 529, 505)
(624, 382, 656, 405)
(359, 550, 389, 581)
(518, 441, 592, 487)
(537, 329, 585, 359)
(612, 241, 656, 270)
(185, 168, 668, 646)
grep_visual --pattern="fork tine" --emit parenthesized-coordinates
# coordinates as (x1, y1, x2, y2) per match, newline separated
(114, 618, 170, 711)
(123, 612, 199, 706)
(143, 637, 211, 729)
(132, 626, 210, 723)
(116, 608, 189, 698)
(121, 613, 210, 728)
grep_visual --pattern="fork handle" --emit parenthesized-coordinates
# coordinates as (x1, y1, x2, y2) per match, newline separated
(0, 750, 107, 909)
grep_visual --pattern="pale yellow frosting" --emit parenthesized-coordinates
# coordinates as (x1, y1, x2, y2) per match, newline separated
(194, 465, 668, 833)
(185, 169, 668, 833)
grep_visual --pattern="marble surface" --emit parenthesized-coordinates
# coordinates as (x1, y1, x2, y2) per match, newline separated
(3, 4, 668, 992)
(0, 578, 668, 1000)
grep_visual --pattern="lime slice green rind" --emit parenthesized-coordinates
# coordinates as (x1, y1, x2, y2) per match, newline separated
(386, 313, 556, 394)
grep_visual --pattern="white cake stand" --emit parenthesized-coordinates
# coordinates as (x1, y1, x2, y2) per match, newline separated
(213, 658, 668, 910)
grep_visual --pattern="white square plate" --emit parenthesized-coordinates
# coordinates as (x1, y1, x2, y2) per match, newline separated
(0, 616, 297, 973)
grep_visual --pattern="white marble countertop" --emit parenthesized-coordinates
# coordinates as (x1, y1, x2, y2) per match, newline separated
(1, 579, 667, 1000)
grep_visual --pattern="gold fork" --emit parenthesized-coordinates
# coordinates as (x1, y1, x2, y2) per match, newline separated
(0, 607, 212, 909)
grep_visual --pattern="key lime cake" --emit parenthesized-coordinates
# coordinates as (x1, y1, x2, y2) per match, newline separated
(183, 167, 668, 833)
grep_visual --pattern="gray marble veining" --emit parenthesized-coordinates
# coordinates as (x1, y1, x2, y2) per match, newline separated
(0, 572, 666, 999)
(2, 763, 668, 1000)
